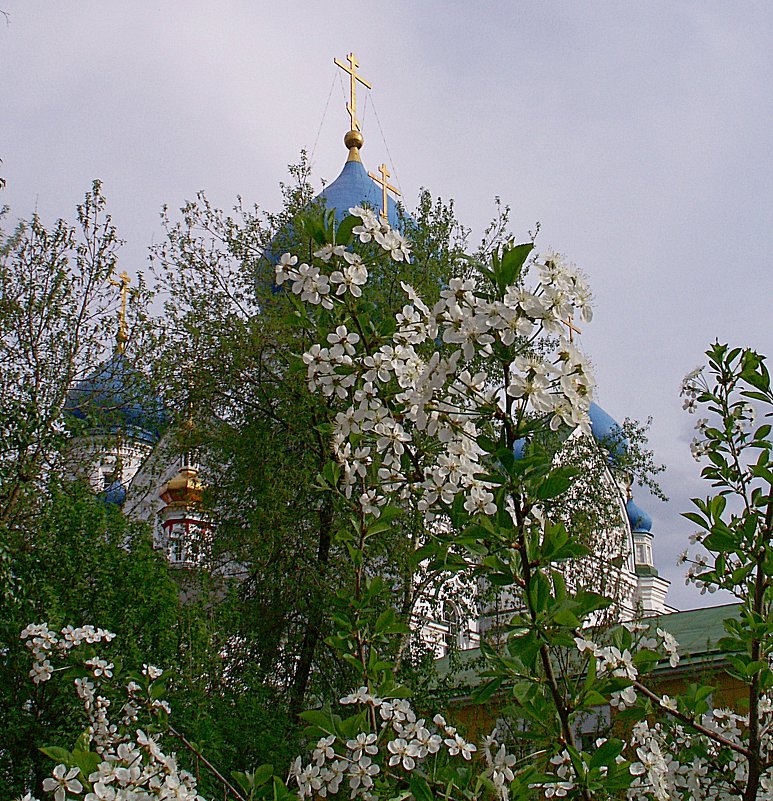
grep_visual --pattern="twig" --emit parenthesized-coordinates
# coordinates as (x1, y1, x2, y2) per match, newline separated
(168, 725, 248, 801)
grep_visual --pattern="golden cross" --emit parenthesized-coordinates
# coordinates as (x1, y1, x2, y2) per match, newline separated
(109, 270, 131, 352)
(561, 313, 582, 343)
(334, 52, 372, 132)
(368, 163, 400, 220)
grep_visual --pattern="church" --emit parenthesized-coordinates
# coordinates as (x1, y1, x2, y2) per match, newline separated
(63, 53, 673, 660)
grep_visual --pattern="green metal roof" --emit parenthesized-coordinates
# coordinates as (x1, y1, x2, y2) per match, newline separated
(434, 603, 742, 688)
(646, 602, 740, 672)
(648, 603, 739, 656)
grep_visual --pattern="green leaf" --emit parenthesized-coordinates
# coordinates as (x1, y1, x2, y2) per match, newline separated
(682, 511, 709, 528)
(409, 776, 434, 801)
(541, 522, 569, 561)
(342, 653, 363, 671)
(336, 215, 359, 245)
(273, 775, 294, 801)
(471, 677, 503, 703)
(710, 494, 727, 519)
(374, 608, 410, 636)
(40, 746, 72, 764)
(300, 216, 327, 246)
(71, 750, 101, 781)
(365, 519, 393, 537)
(552, 608, 580, 627)
(741, 390, 772, 403)
(234, 765, 274, 790)
(588, 737, 622, 769)
(583, 689, 608, 706)
(499, 243, 533, 288)
(320, 461, 341, 487)
(535, 467, 578, 500)
(476, 435, 499, 453)
(299, 709, 335, 733)
(742, 365, 771, 392)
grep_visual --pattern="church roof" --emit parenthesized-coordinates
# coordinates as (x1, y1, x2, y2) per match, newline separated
(65, 351, 166, 444)
(512, 402, 628, 460)
(101, 479, 127, 506)
(317, 157, 401, 228)
(626, 497, 653, 533)
(588, 402, 628, 459)
(433, 604, 742, 688)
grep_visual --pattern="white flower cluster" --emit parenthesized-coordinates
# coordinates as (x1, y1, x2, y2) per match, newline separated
(731, 401, 757, 434)
(530, 748, 579, 799)
(21, 623, 203, 801)
(576, 623, 679, 673)
(350, 206, 411, 262)
(574, 626, 681, 714)
(680, 365, 738, 462)
(274, 207, 410, 310)
(280, 220, 596, 523)
(680, 366, 707, 414)
(289, 690, 476, 801)
(481, 731, 517, 801)
(21, 623, 116, 684)
(655, 627, 680, 668)
(40, 732, 202, 801)
(572, 626, 773, 799)
(689, 433, 711, 462)
(627, 708, 773, 801)
(575, 638, 637, 678)
(687, 401, 755, 464)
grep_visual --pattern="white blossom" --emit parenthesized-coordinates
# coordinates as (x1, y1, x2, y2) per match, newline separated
(43, 766, 83, 801)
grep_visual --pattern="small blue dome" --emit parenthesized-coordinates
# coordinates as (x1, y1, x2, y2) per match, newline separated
(626, 497, 653, 533)
(65, 352, 166, 444)
(317, 158, 401, 228)
(101, 480, 127, 506)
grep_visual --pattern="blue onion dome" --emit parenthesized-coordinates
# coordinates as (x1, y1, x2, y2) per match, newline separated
(317, 141, 402, 229)
(512, 401, 628, 460)
(588, 402, 628, 461)
(626, 497, 653, 533)
(264, 132, 405, 287)
(65, 352, 166, 444)
(101, 479, 127, 507)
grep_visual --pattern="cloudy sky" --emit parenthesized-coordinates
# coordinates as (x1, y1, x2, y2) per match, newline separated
(3, 2, 772, 608)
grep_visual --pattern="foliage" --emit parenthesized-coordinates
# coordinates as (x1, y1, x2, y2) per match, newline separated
(6, 175, 684, 801)
(0, 482, 181, 798)
(0, 187, 268, 799)
(273, 205, 632, 801)
(0, 186, 178, 797)
(620, 342, 773, 800)
(147, 171, 473, 721)
(18, 201, 623, 801)
(0, 181, 121, 526)
(245, 206, 773, 800)
(19, 623, 210, 801)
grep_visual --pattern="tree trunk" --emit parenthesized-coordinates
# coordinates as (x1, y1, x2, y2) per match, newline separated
(287, 502, 333, 718)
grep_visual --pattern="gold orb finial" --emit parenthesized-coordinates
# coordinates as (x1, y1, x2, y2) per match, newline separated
(344, 129, 364, 162)
(344, 129, 364, 149)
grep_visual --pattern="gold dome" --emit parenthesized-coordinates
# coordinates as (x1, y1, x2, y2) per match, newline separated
(159, 465, 204, 506)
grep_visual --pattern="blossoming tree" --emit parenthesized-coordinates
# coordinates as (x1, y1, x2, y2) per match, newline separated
(24, 203, 773, 801)
(269, 205, 641, 800)
(269, 213, 773, 800)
